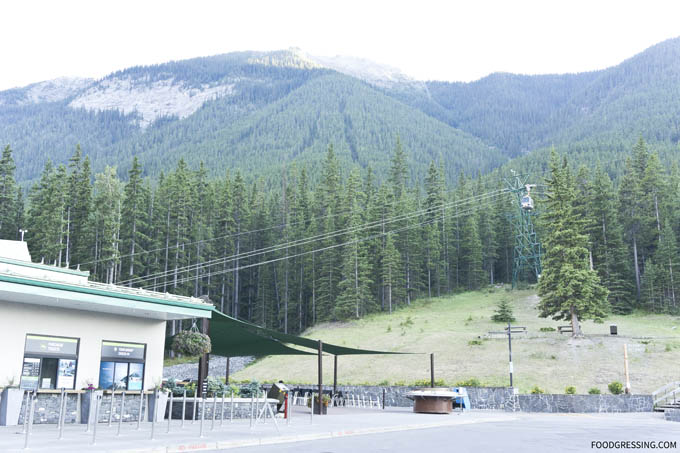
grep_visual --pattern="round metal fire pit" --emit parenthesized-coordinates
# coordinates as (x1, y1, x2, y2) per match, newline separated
(406, 388, 459, 414)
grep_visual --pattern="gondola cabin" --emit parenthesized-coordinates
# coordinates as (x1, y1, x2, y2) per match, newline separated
(521, 195, 534, 210)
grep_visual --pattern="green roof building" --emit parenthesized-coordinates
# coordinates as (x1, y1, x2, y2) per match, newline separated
(0, 240, 212, 393)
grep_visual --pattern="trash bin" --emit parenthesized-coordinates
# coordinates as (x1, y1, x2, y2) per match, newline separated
(267, 382, 289, 412)
(610, 324, 617, 335)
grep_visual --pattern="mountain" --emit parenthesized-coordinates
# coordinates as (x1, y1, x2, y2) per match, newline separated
(413, 37, 680, 158)
(0, 50, 502, 184)
(2, 38, 680, 184)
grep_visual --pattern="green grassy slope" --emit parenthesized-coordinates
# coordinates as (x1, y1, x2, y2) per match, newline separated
(233, 288, 680, 394)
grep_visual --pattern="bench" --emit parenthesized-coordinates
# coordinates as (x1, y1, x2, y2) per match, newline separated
(487, 329, 527, 338)
(504, 326, 527, 334)
(558, 325, 573, 334)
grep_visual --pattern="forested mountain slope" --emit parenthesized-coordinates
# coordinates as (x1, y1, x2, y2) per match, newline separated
(0, 51, 502, 184)
(417, 37, 680, 157)
(3, 37, 680, 185)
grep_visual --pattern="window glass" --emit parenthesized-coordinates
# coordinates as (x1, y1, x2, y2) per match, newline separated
(21, 334, 79, 390)
(40, 358, 58, 389)
(99, 341, 146, 391)
(99, 361, 115, 390)
(128, 363, 144, 391)
(56, 359, 76, 389)
(113, 363, 129, 390)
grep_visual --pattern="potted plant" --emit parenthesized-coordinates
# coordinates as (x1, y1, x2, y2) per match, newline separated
(307, 394, 330, 415)
(171, 330, 211, 356)
(0, 377, 25, 426)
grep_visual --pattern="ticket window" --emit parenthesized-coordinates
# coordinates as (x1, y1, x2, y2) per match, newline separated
(98, 341, 146, 391)
(20, 334, 79, 390)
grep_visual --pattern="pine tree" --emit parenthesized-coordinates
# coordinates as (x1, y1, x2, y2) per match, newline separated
(120, 157, 150, 283)
(618, 138, 654, 300)
(0, 145, 18, 239)
(537, 151, 608, 337)
(335, 169, 372, 320)
(381, 232, 401, 314)
(491, 298, 516, 323)
(27, 161, 66, 264)
(587, 167, 635, 313)
(92, 166, 122, 283)
(655, 223, 679, 312)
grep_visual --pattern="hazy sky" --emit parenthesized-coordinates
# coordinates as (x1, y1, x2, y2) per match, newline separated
(2, 0, 679, 90)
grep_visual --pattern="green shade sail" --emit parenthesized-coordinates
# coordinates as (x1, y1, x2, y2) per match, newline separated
(208, 309, 407, 356)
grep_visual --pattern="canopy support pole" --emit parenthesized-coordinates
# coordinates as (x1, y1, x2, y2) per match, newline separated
(318, 340, 323, 415)
(225, 357, 230, 385)
(197, 317, 210, 396)
(333, 355, 338, 395)
(430, 353, 435, 388)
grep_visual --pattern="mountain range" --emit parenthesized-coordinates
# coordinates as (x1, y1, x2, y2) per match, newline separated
(2, 38, 680, 184)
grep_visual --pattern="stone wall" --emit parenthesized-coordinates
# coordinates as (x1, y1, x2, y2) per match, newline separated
(284, 385, 652, 413)
(18, 393, 80, 425)
(169, 398, 277, 420)
(18, 392, 146, 425)
(516, 394, 653, 413)
(664, 409, 680, 422)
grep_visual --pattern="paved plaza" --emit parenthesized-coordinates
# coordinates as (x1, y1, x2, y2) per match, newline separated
(0, 406, 674, 453)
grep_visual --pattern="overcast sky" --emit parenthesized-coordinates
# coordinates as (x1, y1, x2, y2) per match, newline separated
(2, 0, 679, 91)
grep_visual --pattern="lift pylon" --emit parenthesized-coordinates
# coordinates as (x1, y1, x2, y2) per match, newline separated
(505, 171, 542, 288)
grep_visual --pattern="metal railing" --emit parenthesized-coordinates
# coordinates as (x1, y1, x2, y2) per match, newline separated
(653, 381, 680, 407)
(16, 387, 303, 448)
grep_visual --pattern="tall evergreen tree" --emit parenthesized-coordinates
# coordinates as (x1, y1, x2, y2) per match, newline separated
(587, 167, 634, 313)
(0, 145, 18, 239)
(120, 157, 150, 283)
(538, 151, 608, 337)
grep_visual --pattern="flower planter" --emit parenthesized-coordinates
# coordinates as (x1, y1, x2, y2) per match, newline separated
(0, 388, 25, 426)
(80, 390, 103, 424)
(148, 392, 169, 422)
(313, 400, 328, 415)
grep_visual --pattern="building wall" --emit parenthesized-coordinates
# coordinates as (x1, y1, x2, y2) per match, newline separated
(0, 300, 166, 390)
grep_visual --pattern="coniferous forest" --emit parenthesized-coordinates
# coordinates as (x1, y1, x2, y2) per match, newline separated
(0, 134, 678, 338)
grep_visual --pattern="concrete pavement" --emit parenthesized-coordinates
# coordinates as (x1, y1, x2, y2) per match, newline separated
(0, 406, 672, 452)
(0, 406, 513, 452)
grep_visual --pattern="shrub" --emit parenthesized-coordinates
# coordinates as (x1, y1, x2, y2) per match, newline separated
(455, 378, 481, 387)
(565, 386, 576, 395)
(608, 382, 624, 395)
(413, 378, 445, 387)
(491, 298, 516, 323)
(239, 380, 261, 398)
(206, 376, 225, 396)
(468, 339, 483, 346)
(539, 327, 556, 332)
(172, 330, 211, 356)
(306, 394, 331, 407)
(226, 384, 240, 396)
(530, 386, 545, 394)
(588, 388, 601, 395)
(399, 316, 414, 328)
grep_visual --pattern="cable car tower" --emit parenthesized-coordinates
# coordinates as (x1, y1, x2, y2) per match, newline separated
(505, 171, 542, 288)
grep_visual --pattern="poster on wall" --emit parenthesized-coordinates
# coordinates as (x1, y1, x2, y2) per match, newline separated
(20, 358, 40, 390)
(99, 361, 114, 390)
(114, 363, 129, 390)
(56, 359, 76, 389)
(128, 363, 144, 390)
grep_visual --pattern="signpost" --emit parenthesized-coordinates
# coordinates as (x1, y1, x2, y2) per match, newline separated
(507, 322, 514, 388)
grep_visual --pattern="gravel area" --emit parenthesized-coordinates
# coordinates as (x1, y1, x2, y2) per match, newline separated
(163, 355, 254, 381)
